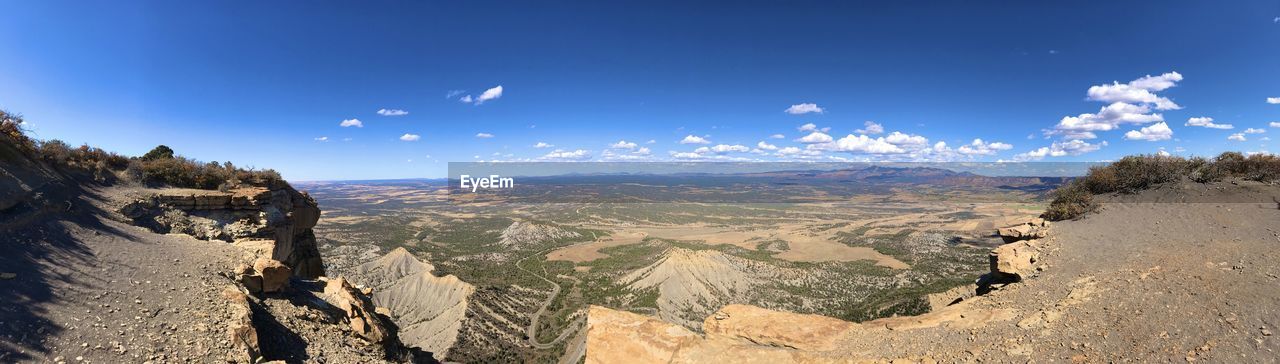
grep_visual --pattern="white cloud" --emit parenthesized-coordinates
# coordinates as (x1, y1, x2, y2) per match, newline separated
(694, 144, 750, 154)
(956, 139, 1013, 155)
(445, 90, 466, 99)
(1086, 72, 1183, 110)
(1052, 102, 1162, 137)
(534, 142, 554, 148)
(399, 133, 421, 141)
(609, 140, 638, 149)
(459, 95, 473, 103)
(314, 136, 329, 142)
(377, 108, 409, 116)
(855, 121, 884, 135)
(769, 134, 785, 139)
(884, 131, 929, 147)
(670, 151, 705, 160)
(646, 139, 657, 144)
(797, 123, 823, 132)
(475, 86, 504, 104)
(756, 141, 778, 151)
(1157, 148, 1171, 157)
(1123, 122, 1173, 141)
(776, 146, 823, 157)
(796, 131, 834, 144)
(475, 132, 494, 138)
(1271, 122, 1280, 128)
(1228, 133, 1247, 141)
(785, 103, 824, 115)
(633, 147, 651, 156)
(540, 149, 591, 161)
(1244, 128, 1266, 134)
(340, 118, 363, 128)
(679, 135, 711, 144)
(1267, 97, 1280, 104)
(1013, 140, 1107, 161)
(814, 134, 906, 154)
(1185, 117, 1233, 129)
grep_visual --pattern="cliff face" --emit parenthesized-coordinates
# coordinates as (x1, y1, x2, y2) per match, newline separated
(120, 184, 326, 278)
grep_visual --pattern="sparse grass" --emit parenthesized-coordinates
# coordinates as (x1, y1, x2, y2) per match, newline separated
(1044, 152, 1280, 220)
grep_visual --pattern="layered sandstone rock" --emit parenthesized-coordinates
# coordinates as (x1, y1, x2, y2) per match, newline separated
(988, 240, 1041, 281)
(995, 218, 1049, 243)
(321, 277, 393, 344)
(349, 247, 475, 356)
(120, 184, 325, 278)
(222, 286, 261, 363)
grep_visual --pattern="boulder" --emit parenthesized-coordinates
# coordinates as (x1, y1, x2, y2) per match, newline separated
(253, 258, 292, 293)
(989, 240, 1040, 280)
(996, 221, 1048, 243)
(222, 287, 260, 363)
(322, 277, 391, 344)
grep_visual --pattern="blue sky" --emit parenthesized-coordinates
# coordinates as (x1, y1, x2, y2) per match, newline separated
(1, 1, 1278, 180)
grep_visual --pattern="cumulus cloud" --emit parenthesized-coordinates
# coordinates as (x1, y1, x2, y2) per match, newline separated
(633, 147, 651, 156)
(694, 144, 750, 154)
(813, 134, 906, 154)
(1244, 128, 1266, 134)
(534, 142, 554, 148)
(1086, 72, 1183, 110)
(1271, 122, 1280, 128)
(399, 133, 421, 141)
(1185, 117, 1233, 129)
(796, 123, 830, 132)
(609, 140, 638, 149)
(1123, 122, 1173, 141)
(1157, 148, 1171, 156)
(1052, 102, 1163, 137)
(796, 131, 834, 144)
(475, 132, 494, 138)
(340, 118, 363, 128)
(776, 146, 823, 157)
(1049, 72, 1182, 140)
(956, 139, 1013, 155)
(377, 108, 408, 116)
(1268, 97, 1280, 104)
(314, 136, 329, 142)
(1013, 140, 1107, 161)
(679, 135, 711, 144)
(1228, 133, 1246, 141)
(785, 103, 824, 115)
(855, 121, 884, 135)
(756, 141, 778, 151)
(884, 131, 929, 147)
(540, 149, 591, 161)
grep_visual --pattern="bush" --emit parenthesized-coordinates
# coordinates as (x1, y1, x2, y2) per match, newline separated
(1043, 152, 1280, 220)
(1042, 181, 1096, 221)
(141, 145, 175, 161)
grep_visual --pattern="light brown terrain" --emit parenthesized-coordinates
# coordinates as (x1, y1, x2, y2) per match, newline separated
(586, 183, 1280, 363)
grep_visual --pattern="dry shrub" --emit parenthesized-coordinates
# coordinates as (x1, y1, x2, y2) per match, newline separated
(1042, 181, 1096, 221)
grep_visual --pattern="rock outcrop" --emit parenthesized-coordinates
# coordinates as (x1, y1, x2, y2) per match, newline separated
(349, 247, 475, 356)
(120, 185, 326, 278)
(995, 218, 1049, 243)
(320, 277, 393, 344)
(585, 221, 1054, 363)
(498, 221, 582, 247)
(222, 286, 261, 363)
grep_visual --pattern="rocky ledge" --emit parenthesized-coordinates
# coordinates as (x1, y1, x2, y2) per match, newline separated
(119, 185, 326, 278)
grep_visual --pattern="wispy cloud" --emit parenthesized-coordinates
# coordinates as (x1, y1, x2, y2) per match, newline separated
(340, 118, 363, 128)
(797, 123, 829, 132)
(768, 134, 785, 139)
(475, 132, 494, 138)
(1228, 133, 1246, 141)
(1244, 128, 1266, 134)
(1185, 117, 1233, 129)
(785, 103, 824, 115)
(445, 90, 466, 99)
(314, 136, 329, 142)
(1013, 140, 1107, 161)
(399, 133, 421, 141)
(456, 85, 505, 105)
(609, 140, 638, 149)
(955, 139, 1013, 155)
(534, 142, 554, 148)
(540, 149, 591, 161)
(377, 108, 409, 116)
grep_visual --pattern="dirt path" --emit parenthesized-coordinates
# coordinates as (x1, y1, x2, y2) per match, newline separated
(516, 245, 588, 350)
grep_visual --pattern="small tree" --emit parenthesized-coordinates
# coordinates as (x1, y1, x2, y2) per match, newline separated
(141, 145, 175, 161)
